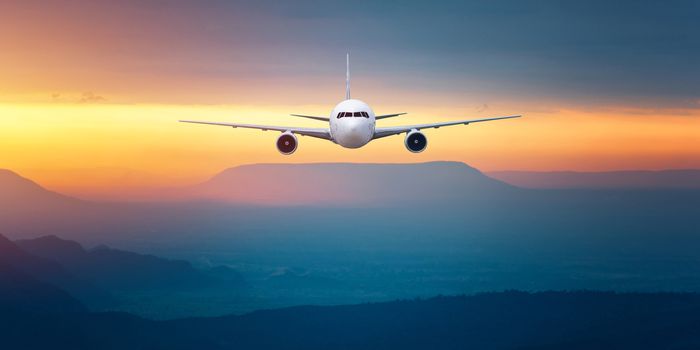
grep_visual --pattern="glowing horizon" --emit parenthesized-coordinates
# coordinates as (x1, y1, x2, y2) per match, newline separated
(2, 101, 698, 197)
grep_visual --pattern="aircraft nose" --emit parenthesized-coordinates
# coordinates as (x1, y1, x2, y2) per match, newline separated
(337, 119, 370, 148)
(344, 119, 359, 133)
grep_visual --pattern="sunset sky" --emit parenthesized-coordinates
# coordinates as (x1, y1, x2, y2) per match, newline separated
(1, 0, 699, 195)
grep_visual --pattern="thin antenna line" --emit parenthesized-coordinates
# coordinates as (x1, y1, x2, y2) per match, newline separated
(345, 51, 350, 100)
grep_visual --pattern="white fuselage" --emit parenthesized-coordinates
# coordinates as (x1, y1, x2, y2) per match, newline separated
(329, 99, 376, 148)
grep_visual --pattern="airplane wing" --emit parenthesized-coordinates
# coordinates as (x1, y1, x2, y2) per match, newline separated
(290, 114, 329, 122)
(179, 120, 333, 140)
(375, 113, 407, 120)
(373, 115, 521, 139)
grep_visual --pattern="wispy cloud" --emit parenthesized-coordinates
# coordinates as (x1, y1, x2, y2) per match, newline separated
(78, 92, 106, 104)
(49, 92, 107, 104)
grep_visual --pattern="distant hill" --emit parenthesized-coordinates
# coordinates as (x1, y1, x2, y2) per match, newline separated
(16, 235, 244, 291)
(0, 169, 100, 238)
(2, 291, 700, 349)
(488, 169, 700, 189)
(0, 169, 83, 209)
(0, 233, 112, 309)
(184, 162, 515, 205)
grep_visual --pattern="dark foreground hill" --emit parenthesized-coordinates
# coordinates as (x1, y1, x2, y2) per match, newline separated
(0, 234, 247, 317)
(16, 235, 243, 291)
(2, 291, 700, 349)
(0, 233, 113, 309)
(0, 258, 85, 314)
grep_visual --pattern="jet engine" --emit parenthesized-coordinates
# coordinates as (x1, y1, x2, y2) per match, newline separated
(404, 129, 427, 153)
(276, 132, 298, 155)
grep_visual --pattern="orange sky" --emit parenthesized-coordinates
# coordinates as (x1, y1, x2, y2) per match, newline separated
(1, 102, 699, 197)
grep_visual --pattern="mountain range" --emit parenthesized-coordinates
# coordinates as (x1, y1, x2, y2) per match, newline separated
(3, 162, 698, 207)
(4, 242, 700, 350)
(1, 163, 698, 261)
(1, 162, 699, 319)
(3, 162, 699, 207)
(1, 162, 700, 348)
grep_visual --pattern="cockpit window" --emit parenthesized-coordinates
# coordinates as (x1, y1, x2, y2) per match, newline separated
(338, 111, 369, 118)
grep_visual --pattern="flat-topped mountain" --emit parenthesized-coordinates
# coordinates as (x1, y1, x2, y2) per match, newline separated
(185, 162, 516, 205)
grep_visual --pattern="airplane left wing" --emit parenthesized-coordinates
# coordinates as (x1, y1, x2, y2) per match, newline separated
(290, 114, 329, 122)
(373, 115, 521, 139)
(179, 120, 333, 140)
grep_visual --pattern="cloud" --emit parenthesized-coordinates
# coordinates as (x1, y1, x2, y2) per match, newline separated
(48, 92, 107, 104)
(78, 92, 106, 104)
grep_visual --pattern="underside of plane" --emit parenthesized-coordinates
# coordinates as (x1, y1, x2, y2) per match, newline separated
(181, 54, 520, 154)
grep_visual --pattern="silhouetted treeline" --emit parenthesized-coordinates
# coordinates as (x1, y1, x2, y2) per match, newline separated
(2, 291, 700, 349)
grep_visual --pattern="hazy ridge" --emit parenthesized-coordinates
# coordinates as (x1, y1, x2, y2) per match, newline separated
(489, 169, 700, 189)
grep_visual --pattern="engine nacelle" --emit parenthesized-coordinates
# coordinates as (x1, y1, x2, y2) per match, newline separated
(404, 129, 427, 153)
(276, 132, 298, 155)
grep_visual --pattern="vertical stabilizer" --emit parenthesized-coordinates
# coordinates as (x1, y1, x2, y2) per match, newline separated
(345, 52, 351, 100)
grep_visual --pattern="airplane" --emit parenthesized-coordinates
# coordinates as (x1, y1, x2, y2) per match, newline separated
(180, 54, 520, 155)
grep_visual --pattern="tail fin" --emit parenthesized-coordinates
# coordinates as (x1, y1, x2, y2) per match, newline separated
(345, 52, 351, 100)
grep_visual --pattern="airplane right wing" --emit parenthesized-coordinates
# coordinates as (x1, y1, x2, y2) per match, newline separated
(373, 115, 521, 139)
(375, 113, 407, 120)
